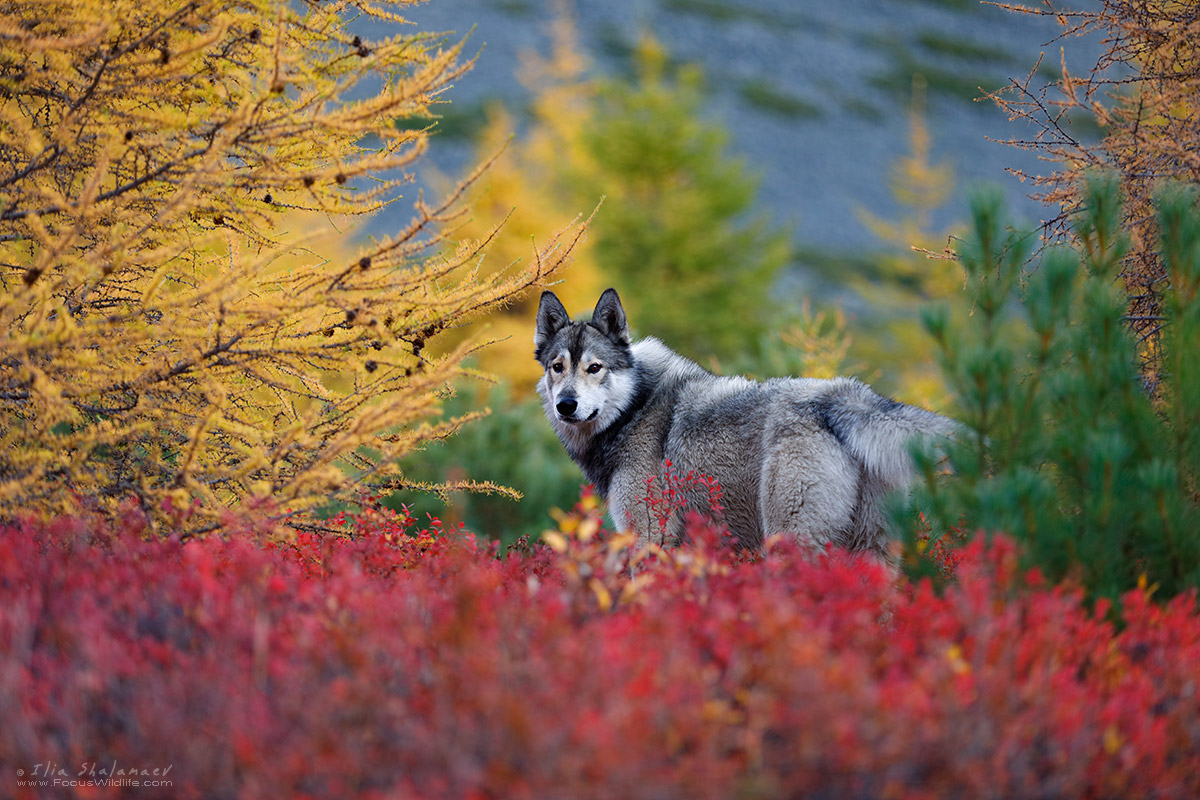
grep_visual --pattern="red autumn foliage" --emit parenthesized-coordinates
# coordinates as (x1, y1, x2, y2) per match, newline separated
(638, 458, 728, 544)
(2, 495, 1199, 799)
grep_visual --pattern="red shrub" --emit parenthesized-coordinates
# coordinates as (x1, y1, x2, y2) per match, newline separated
(2, 503, 1198, 799)
(636, 459, 728, 545)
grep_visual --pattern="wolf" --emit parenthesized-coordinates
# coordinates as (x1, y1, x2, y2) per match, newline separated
(534, 288, 957, 559)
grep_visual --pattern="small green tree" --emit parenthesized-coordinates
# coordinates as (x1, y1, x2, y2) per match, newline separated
(383, 382, 585, 544)
(580, 35, 792, 363)
(453, 21, 793, 377)
(903, 178, 1200, 602)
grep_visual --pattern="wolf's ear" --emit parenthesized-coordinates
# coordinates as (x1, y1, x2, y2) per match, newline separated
(591, 288, 629, 344)
(534, 291, 570, 352)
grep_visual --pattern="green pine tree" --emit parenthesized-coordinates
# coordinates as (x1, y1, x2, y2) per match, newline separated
(902, 178, 1200, 602)
(576, 35, 793, 363)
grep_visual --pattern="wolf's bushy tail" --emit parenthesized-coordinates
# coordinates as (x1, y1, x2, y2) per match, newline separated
(822, 378, 957, 489)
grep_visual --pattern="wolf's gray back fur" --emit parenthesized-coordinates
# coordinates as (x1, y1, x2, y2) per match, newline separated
(535, 288, 956, 558)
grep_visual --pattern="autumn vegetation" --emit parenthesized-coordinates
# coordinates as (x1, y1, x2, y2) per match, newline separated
(3, 0, 1200, 798)
(0, 0, 585, 533)
(992, 0, 1200, 383)
(904, 179, 1200, 603)
(3, 496, 1200, 799)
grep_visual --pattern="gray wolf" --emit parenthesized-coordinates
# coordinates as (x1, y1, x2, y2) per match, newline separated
(534, 288, 956, 559)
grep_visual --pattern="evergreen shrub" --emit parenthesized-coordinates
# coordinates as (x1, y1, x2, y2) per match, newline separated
(903, 179, 1200, 602)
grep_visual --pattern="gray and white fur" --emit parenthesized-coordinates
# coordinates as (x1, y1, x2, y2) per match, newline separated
(535, 288, 956, 559)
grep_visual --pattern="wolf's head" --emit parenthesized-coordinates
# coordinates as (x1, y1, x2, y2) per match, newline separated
(534, 288, 637, 451)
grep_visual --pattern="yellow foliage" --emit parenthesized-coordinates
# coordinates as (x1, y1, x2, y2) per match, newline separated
(774, 303, 856, 381)
(991, 0, 1200, 382)
(853, 77, 961, 408)
(0, 0, 585, 532)
(436, 4, 606, 390)
(856, 76, 962, 301)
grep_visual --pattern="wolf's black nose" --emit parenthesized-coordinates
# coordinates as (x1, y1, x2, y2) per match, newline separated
(556, 397, 577, 418)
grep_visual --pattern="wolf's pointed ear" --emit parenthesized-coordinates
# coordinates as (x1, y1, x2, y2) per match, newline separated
(591, 288, 629, 344)
(534, 291, 570, 352)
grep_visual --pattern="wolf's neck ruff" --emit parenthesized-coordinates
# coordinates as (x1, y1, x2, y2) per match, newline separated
(574, 362, 653, 496)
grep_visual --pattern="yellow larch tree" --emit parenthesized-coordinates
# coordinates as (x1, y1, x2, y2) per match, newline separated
(0, 0, 585, 533)
(854, 77, 962, 406)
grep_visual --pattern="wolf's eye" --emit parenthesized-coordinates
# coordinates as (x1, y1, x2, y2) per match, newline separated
(551, 362, 564, 373)
(586, 363, 603, 374)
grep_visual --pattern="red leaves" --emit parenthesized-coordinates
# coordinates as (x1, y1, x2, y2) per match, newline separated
(2, 507, 1200, 799)
(637, 459, 728, 545)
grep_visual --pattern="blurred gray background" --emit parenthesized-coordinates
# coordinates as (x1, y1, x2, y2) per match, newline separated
(384, 0, 1104, 264)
